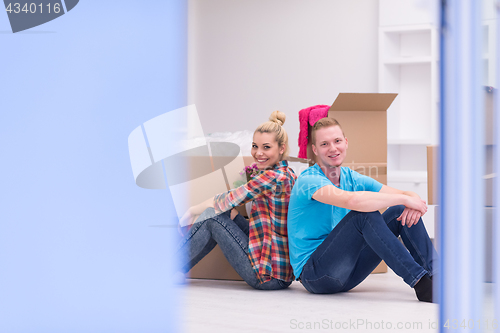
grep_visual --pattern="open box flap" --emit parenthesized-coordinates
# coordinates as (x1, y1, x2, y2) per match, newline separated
(330, 93, 397, 111)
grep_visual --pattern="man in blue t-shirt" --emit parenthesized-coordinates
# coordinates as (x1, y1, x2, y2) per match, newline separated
(288, 117, 437, 302)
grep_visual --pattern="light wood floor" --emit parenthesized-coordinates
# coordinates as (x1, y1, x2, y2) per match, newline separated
(177, 269, 440, 333)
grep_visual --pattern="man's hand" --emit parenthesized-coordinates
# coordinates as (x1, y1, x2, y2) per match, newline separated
(404, 195, 427, 215)
(397, 207, 422, 228)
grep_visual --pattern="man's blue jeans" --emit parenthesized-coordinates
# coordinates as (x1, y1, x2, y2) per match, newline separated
(177, 208, 292, 290)
(300, 205, 437, 294)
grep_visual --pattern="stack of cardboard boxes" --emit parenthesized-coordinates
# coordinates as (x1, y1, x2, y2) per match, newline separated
(187, 93, 399, 280)
(300, 93, 398, 274)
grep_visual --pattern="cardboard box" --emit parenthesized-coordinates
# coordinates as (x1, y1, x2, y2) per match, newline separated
(301, 93, 396, 191)
(427, 144, 494, 207)
(306, 93, 396, 162)
(428, 87, 495, 206)
(485, 86, 494, 146)
(427, 145, 438, 205)
(185, 93, 400, 279)
(178, 149, 310, 281)
(303, 93, 398, 274)
(183, 152, 389, 278)
(485, 207, 494, 282)
(167, 143, 250, 281)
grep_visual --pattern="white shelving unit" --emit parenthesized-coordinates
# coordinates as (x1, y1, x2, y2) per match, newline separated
(378, 0, 440, 236)
(379, 0, 497, 238)
(483, 0, 497, 87)
(378, 23, 439, 199)
(379, 24, 439, 147)
(388, 139, 431, 145)
(482, 19, 497, 87)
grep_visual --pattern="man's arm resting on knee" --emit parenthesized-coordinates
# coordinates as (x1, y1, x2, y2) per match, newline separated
(379, 185, 425, 227)
(379, 185, 420, 199)
(312, 186, 427, 215)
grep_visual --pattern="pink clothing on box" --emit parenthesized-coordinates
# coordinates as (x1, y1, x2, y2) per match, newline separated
(298, 105, 330, 158)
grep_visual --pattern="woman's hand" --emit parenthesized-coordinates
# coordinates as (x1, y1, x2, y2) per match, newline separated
(178, 208, 200, 236)
(179, 207, 198, 227)
(179, 208, 198, 227)
(230, 208, 239, 220)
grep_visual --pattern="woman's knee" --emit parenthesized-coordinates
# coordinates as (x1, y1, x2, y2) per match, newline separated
(252, 279, 292, 291)
(194, 207, 217, 224)
(204, 207, 216, 214)
(204, 213, 236, 237)
(204, 217, 219, 232)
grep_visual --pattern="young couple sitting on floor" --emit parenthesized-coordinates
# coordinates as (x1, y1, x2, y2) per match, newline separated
(178, 111, 436, 303)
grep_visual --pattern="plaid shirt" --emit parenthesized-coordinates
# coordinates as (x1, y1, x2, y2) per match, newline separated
(214, 160, 296, 284)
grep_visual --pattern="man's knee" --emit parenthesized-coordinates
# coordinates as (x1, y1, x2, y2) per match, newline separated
(350, 210, 382, 229)
(351, 210, 381, 219)
(369, 210, 383, 216)
(365, 210, 383, 220)
(385, 205, 405, 216)
(381, 205, 406, 228)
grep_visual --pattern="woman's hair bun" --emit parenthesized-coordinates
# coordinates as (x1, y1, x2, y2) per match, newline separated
(269, 110, 286, 126)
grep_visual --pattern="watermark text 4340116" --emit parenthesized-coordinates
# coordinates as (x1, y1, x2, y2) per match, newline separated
(3, 0, 79, 33)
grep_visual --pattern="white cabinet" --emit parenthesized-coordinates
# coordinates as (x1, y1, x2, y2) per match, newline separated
(379, 24, 439, 147)
(482, 19, 497, 87)
(378, 24, 439, 201)
(482, 0, 498, 80)
(379, 1, 440, 235)
(379, 0, 439, 27)
(379, 0, 497, 237)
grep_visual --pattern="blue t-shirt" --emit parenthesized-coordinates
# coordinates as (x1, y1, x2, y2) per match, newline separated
(287, 164, 383, 279)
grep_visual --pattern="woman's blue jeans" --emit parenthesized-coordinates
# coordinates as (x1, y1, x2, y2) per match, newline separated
(300, 205, 437, 294)
(177, 208, 292, 290)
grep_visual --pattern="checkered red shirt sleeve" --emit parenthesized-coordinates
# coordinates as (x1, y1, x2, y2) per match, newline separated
(213, 161, 297, 284)
(213, 171, 275, 214)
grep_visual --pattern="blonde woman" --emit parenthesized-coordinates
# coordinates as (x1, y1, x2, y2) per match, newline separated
(177, 111, 296, 290)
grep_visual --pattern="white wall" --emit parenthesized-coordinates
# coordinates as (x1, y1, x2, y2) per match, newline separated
(188, 0, 379, 156)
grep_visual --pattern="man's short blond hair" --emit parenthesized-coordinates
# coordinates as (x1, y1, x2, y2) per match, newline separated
(311, 117, 344, 145)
